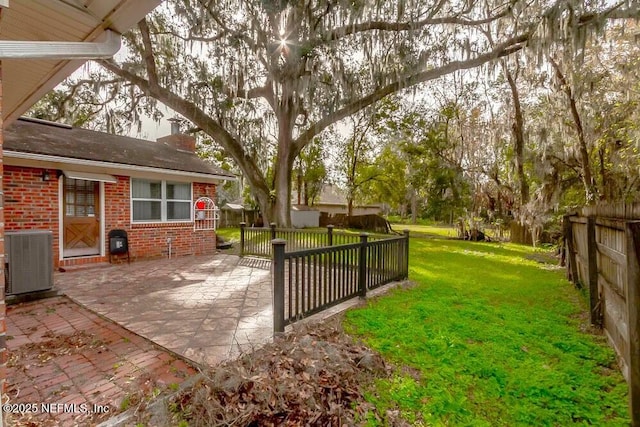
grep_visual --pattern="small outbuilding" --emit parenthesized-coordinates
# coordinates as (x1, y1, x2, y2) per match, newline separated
(304, 184, 382, 216)
(291, 205, 320, 228)
(219, 200, 258, 228)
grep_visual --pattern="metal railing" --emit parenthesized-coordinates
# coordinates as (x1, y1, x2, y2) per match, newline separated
(240, 222, 392, 257)
(272, 231, 409, 333)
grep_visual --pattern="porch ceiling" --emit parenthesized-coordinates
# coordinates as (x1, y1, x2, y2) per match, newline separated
(0, 0, 162, 127)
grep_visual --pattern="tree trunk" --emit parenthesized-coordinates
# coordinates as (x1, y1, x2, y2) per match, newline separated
(549, 56, 597, 203)
(303, 180, 309, 205)
(253, 187, 274, 226)
(599, 146, 609, 200)
(503, 63, 530, 206)
(567, 84, 597, 203)
(296, 169, 302, 205)
(274, 100, 295, 227)
(274, 165, 292, 227)
(497, 188, 503, 217)
(411, 188, 418, 224)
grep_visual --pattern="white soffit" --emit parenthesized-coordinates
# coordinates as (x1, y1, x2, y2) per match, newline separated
(63, 170, 117, 183)
(0, 0, 162, 127)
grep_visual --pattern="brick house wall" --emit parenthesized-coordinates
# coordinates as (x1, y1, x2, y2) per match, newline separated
(0, 54, 7, 391)
(3, 166, 218, 267)
(4, 166, 60, 267)
(105, 177, 217, 263)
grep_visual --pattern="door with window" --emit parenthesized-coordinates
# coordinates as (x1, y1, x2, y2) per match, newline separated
(63, 178, 100, 257)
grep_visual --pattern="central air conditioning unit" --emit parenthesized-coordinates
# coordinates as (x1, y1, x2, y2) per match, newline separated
(5, 231, 53, 295)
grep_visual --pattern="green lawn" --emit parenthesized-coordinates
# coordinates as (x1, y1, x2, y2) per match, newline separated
(216, 227, 241, 242)
(344, 237, 629, 425)
(216, 226, 387, 255)
(391, 222, 510, 241)
(392, 223, 457, 238)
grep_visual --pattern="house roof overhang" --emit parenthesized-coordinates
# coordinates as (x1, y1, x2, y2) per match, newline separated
(2, 117, 237, 184)
(4, 150, 232, 185)
(0, 0, 162, 127)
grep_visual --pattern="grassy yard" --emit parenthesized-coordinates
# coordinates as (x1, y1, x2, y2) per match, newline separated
(216, 226, 385, 256)
(391, 223, 458, 238)
(215, 225, 628, 424)
(344, 237, 629, 425)
(218, 224, 456, 241)
(216, 227, 241, 242)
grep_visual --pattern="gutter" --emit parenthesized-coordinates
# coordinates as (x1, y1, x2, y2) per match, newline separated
(0, 29, 121, 59)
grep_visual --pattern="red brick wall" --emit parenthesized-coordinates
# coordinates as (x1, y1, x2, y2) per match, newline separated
(103, 177, 217, 262)
(0, 54, 7, 392)
(3, 168, 218, 266)
(4, 166, 60, 266)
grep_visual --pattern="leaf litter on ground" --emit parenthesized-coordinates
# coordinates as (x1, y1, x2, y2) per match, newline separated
(141, 315, 400, 426)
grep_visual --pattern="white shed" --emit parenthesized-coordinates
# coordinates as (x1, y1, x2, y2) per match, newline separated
(291, 205, 320, 228)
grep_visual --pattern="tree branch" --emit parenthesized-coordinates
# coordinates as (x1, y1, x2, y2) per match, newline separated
(298, 0, 637, 156)
(318, 6, 512, 44)
(195, 0, 267, 56)
(150, 30, 228, 44)
(577, 1, 639, 26)
(96, 59, 270, 197)
(231, 81, 275, 109)
(548, 55, 596, 201)
(138, 18, 159, 88)
(355, 172, 386, 188)
(293, 32, 529, 156)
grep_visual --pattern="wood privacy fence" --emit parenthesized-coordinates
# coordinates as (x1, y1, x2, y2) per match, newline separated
(271, 231, 409, 333)
(564, 203, 640, 425)
(240, 222, 390, 257)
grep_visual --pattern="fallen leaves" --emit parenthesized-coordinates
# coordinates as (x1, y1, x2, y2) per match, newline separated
(8, 331, 107, 369)
(168, 317, 388, 426)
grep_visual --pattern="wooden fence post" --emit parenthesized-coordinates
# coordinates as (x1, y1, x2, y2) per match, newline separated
(358, 233, 368, 298)
(327, 224, 334, 246)
(563, 214, 580, 288)
(626, 221, 640, 425)
(272, 239, 286, 336)
(270, 222, 277, 240)
(240, 222, 246, 257)
(587, 216, 602, 327)
(403, 229, 410, 279)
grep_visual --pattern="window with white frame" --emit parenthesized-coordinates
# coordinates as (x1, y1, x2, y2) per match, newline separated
(131, 179, 192, 222)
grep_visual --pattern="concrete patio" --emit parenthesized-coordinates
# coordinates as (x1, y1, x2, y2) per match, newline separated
(54, 253, 273, 367)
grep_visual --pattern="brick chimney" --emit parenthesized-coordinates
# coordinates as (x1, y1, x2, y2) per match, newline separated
(157, 118, 196, 152)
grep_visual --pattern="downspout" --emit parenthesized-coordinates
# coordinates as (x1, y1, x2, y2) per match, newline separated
(0, 29, 121, 59)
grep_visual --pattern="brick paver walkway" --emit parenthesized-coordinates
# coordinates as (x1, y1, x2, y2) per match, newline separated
(5, 296, 197, 426)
